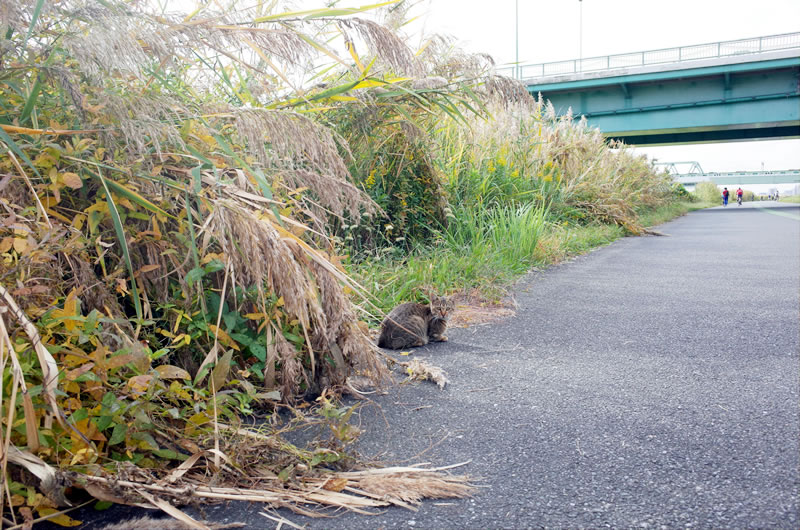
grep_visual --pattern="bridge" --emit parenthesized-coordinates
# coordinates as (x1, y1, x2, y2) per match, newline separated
(504, 33, 800, 146)
(650, 161, 800, 187)
(672, 170, 800, 187)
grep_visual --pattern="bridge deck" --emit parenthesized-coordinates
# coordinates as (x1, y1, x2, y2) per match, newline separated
(517, 33, 800, 145)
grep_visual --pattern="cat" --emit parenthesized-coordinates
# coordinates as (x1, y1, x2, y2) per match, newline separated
(377, 294, 454, 350)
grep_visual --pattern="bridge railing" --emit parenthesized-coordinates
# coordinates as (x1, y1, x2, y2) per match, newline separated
(499, 32, 800, 80)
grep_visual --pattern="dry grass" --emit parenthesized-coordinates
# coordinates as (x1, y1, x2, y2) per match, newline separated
(399, 358, 450, 389)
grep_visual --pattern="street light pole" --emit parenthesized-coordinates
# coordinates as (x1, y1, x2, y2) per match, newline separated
(579, 0, 584, 72)
(515, 0, 519, 79)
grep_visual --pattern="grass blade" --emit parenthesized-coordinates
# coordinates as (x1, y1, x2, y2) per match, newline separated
(98, 171, 143, 322)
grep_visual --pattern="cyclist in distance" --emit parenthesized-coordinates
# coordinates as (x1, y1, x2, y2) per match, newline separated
(722, 187, 729, 206)
(736, 187, 743, 206)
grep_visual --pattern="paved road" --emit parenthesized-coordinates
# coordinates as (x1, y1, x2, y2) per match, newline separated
(66, 202, 800, 528)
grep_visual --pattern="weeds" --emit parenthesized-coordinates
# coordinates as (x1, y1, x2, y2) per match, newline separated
(1, 0, 682, 525)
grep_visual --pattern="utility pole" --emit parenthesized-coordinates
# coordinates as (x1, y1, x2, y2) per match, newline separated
(579, 0, 583, 69)
(515, 0, 519, 79)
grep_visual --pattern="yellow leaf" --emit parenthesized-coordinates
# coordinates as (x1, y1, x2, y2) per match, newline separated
(71, 213, 86, 230)
(171, 333, 191, 346)
(323, 478, 349, 492)
(12, 237, 28, 254)
(208, 324, 241, 351)
(40, 195, 60, 208)
(327, 95, 358, 102)
(346, 40, 365, 72)
(352, 77, 410, 90)
(61, 172, 83, 189)
(127, 374, 153, 396)
(36, 508, 81, 527)
(244, 312, 266, 320)
(169, 380, 192, 400)
(155, 365, 191, 380)
(134, 264, 161, 276)
(151, 217, 162, 240)
(0, 237, 12, 253)
(200, 252, 224, 264)
(85, 201, 108, 214)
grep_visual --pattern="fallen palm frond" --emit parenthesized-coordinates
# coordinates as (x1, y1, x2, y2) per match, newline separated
(400, 358, 450, 389)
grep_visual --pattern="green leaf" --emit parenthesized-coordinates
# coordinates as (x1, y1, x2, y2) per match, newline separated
(108, 423, 127, 446)
(70, 408, 89, 423)
(130, 432, 160, 451)
(185, 266, 205, 285)
(249, 342, 266, 362)
(97, 172, 143, 321)
(93, 415, 113, 431)
(101, 392, 116, 408)
(0, 126, 41, 178)
(24, 0, 45, 44)
(94, 501, 113, 511)
(153, 449, 185, 460)
(85, 168, 171, 219)
(229, 332, 254, 347)
(20, 74, 43, 125)
(203, 259, 225, 274)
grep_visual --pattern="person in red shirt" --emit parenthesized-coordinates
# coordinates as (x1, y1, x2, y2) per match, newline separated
(722, 187, 729, 206)
(736, 187, 744, 205)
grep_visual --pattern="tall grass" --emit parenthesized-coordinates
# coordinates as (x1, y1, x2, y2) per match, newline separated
(353, 201, 549, 313)
(694, 181, 722, 203)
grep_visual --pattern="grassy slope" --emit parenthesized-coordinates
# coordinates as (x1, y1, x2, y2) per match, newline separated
(351, 201, 702, 316)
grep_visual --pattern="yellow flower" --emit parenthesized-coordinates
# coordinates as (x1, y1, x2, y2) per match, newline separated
(487, 161, 495, 173)
(511, 169, 519, 178)
(496, 156, 506, 167)
(365, 169, 376, 188)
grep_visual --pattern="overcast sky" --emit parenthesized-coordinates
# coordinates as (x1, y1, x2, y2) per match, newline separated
(273, 1, 799, 184)
(408, 0, 800, 180)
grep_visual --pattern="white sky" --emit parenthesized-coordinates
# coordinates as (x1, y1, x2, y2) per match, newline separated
(408, 0, 800, 183)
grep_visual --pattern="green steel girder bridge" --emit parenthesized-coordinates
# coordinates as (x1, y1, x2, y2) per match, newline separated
(653, 160, 800, 186)
(673, 169, 800, 187)
(506, 33, 800, 146)
(652, 161, 800, 186)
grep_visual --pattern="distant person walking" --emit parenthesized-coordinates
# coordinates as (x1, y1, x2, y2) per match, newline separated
(722, 187, 729, 206)
(737, 187, 743, 206)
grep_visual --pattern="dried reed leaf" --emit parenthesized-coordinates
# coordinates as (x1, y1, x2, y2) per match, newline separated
(137, 490, 208, 530)
(5, 445, 70, 508)
(0, 285, 63, 430)
(354, 472, 475, 504)
(401, 358, 449, 389)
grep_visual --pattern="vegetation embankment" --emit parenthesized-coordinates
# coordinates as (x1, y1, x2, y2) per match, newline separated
(0, 0, 680, 526)
(349, 99, 684, 312)
(779, 195, 800, 203)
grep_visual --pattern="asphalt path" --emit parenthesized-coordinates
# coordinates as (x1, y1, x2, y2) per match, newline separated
(63, 202, 800, 528)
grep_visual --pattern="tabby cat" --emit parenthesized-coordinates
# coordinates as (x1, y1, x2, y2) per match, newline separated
(377, 294, 454, 350)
